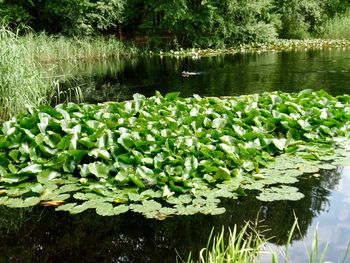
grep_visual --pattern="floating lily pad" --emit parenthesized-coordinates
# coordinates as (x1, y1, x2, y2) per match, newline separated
(257, 186, 305, 202)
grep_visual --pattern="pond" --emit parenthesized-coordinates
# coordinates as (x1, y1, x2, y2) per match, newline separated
(2, 48, 350, 262)
(55, 48, 350, 103)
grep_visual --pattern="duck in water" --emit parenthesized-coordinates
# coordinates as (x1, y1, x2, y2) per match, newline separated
(181, 71, 203, 77)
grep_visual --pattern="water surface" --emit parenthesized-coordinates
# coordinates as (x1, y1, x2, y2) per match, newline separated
(2, 48, 350, 262)
(57, 48, 350, 103)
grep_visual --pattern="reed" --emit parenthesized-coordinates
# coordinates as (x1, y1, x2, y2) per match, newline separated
(0, 28, 138, 121)
(180, 218, 350, 263)
(179, 222, 266, 263)
(0, 27, 50, 121)
(320, 10, 350, 39)
(20, 32, 139, 63)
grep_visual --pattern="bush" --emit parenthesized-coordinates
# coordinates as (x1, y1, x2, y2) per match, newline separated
(318, 9, 350, 39)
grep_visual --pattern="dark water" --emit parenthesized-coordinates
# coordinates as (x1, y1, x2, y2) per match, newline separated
(0, 169, 348, 262)
(2, 49, 350, 262)
(56, 48, 350, 104)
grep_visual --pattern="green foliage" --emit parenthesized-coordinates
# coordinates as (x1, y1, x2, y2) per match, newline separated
(182, 223, 265, 263)
(0, 27, 49, 120)
(181, 218, 346, 263)
(318, 9, 350, 39)
(1, 0, 350, 45)
(0, 90, 350, 218)
(275, 0, 325, 39)
(0, 28, 137, 121)
(125, 0, 278, 47)
(0, 0, 32, 30)
(0, 0, 126, 35)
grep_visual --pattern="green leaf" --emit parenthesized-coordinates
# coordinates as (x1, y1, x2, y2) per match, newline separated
(37, 170, 60, 183)
(96, 203, 115, 216)
(272, 139, 287, 151)
(113, 205, 129, 215)
(19, 164, 43, 174)
(215, 167, 231, 181)
(165, 92, 180, 101)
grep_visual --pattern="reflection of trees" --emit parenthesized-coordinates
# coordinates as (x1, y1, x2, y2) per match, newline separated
(53, 49, 350, 106)
(49, 56, 140, 104)
(0, 169, 342, 262)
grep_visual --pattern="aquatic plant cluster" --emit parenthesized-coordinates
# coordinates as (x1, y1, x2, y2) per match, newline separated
(158, 39, 350, 58)
(0, 90, 350, 218)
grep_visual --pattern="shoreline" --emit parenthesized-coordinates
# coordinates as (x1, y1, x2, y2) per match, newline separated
(152, 39, 350, 58)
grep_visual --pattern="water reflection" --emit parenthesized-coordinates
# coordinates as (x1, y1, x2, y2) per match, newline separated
(0, 168, 346, 262)
(57, 48, 350, 104)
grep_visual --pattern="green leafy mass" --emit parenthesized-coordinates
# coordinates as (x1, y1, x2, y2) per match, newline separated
(1, 89, 350, 219)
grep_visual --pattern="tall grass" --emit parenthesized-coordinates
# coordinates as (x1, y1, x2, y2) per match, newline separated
(20, 33, 139, 63)
(180, 218, 350, 263)
(179, 222, 266, 263)
(320, 10, 350, 39)
(0, 28, 139, 121)
(0, 27, 50, 121)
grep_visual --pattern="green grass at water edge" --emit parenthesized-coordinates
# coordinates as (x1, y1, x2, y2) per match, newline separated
(319, 10, 350, 40)
(0, 27, 140, 121)
(0, 27, 51, 121)
(178, 222, 265, 263)
(181, 218, 350, 263)
(20, 32, 139, 63)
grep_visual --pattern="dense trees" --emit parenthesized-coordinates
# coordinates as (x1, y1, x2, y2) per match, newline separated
(0, 0, 349, 47)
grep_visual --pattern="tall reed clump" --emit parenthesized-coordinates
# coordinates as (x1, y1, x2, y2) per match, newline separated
(319, 10, 350, 39)
(20, 33, 139, 63)
(0, 27, 51, 121)
(0, 30, 138, 121)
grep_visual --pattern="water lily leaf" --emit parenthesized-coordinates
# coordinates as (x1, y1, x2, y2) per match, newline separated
(19, 164, 43, 174)
(257, 186, 304, 202)
(57, 184, 82, 193)
(129, 174, 145, 188)
(96, 203, 115, 216)
(332, 158, 350, 167)
(113, 204, 129, 215)
(1, 175, 29, 184)
(213, 118, 227, 129)
(117, 133, 134, 150)
(6, 187, 30, 197)
(272, 139, 287, 151)
(318, 163, 337, 170)
(29, 183, 45, 193)
(87, 162, 110, 178)
(209, 207, 226, 215)
(23, 197, 41, 206)
(128, 192, 143, 202)
(182, 205, 200, 215)
(165, 92, 180, 101)
(73, 192, 88, 200)
(0, 196, 9, 205)
(37, 170, 60, 183)
(215, 167, 231, 181)
(88, 148, 111, 160)
(140, 189, 162, 199)
(4, 198, 25, 208)
(297, 164, 320, 174)
(55, 203, 77, 212)
(162, 185, 174, 198)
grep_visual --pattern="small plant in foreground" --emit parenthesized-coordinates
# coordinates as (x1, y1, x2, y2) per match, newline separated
(180, 217, 350, 263)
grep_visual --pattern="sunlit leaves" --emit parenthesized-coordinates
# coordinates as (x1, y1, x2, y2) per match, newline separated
(0, 90, 349, 218)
